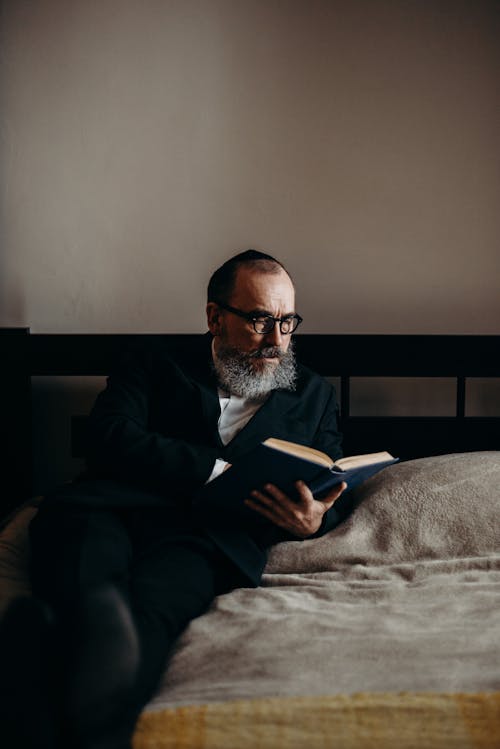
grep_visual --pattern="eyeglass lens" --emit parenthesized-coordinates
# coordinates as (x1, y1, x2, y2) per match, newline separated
(254, 317, 299, 334)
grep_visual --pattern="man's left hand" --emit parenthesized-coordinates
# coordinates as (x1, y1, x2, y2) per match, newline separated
(244, 480, 347, 538)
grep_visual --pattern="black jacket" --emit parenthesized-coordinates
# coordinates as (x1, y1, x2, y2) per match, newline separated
(57, 334, 345, 585)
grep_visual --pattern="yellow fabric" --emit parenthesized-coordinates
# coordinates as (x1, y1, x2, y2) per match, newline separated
(133, 692, 500, 749)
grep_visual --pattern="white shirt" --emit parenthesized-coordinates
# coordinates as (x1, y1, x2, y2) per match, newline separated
(206, 339, 268, 482)
(217, 389, 263, 446)
(207, 389, 267, 482)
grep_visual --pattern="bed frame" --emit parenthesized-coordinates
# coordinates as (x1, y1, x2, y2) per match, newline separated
(2, 328, 499, 520)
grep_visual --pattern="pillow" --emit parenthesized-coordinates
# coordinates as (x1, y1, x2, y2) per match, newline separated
(265, 451, 500, 574)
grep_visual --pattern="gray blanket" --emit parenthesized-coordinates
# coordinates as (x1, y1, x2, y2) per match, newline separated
(149, 452, 500, 709)
(1, 453, 499, 710)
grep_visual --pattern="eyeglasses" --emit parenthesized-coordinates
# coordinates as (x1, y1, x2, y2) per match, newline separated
(215, 301, 303, 335)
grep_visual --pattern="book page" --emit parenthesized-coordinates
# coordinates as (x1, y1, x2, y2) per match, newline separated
(263, 438, 334, 468)
(335, 451, 394, 471)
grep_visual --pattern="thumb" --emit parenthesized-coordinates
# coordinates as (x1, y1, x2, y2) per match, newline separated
(319, 481, 347, 506)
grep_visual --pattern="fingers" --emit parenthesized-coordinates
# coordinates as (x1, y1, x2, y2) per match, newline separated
(290, 480, 347, 509)
(246, 481, 313, 521)
(246, 480, 346, 513)
(245, 484, 290, 523)
(320, 481, 348, 507)
(243, 480, 347, 538)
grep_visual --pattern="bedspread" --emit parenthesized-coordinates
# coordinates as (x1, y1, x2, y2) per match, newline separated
(147, 452, 500, 709)
(1, 452, 499, 748)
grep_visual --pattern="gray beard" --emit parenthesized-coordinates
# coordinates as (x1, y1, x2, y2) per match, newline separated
(213, 341, 297, 401)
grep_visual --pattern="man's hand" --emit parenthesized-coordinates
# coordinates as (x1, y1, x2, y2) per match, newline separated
(244, 480, 347, 538)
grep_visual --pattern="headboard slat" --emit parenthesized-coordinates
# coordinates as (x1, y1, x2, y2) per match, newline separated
(2, 330, 499, 520)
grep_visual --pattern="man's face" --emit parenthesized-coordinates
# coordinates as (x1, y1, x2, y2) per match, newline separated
(208, 266, 296, 365)
(207, 266, 298, 398)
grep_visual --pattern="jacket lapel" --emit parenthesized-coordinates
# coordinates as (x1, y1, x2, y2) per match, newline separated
(188, 334, 224, 447)
(223, 389, 306, 461)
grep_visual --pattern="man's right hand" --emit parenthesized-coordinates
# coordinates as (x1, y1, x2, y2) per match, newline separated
(244, 480, 347, 538)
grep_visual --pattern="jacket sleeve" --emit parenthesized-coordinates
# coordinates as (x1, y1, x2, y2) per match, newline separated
(310, 386, 343, 463)
(84, 346, 219, 496)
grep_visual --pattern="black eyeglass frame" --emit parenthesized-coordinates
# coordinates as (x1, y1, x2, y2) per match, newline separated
(214, 301, 303, 335)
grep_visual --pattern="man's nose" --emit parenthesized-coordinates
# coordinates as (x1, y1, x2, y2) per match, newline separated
(264, 321, 283, 347)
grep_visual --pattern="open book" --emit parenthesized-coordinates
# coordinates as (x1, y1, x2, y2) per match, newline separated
(196, 437, 398, 519)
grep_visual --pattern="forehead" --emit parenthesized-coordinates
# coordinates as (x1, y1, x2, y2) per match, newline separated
(230, 266, 295, 311)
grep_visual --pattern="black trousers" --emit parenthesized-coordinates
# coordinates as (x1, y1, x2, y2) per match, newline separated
(29, 501, 248, 734)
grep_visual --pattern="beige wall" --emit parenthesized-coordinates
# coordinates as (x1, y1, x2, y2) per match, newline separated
(1, 0, 499, 334)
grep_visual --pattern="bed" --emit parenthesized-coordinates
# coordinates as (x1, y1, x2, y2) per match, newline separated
(1, 331, 499, 748)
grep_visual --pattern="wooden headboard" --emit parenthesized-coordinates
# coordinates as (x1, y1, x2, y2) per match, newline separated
(2, 329, 499, 520)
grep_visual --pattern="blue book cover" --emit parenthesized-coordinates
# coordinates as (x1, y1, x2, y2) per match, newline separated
(196, 438, 398, 520)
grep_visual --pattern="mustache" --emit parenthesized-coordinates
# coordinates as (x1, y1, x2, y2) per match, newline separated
(249, 346, 285, 359)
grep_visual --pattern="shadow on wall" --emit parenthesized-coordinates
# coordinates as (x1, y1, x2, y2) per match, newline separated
(0, 280, 26, 329)
(0, 113, 25, 327)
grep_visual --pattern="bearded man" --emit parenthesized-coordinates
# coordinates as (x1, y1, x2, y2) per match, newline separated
(2, 250, 346, 749)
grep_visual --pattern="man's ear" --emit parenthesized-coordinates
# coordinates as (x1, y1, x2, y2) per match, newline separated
(206, 302, 222, 336)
